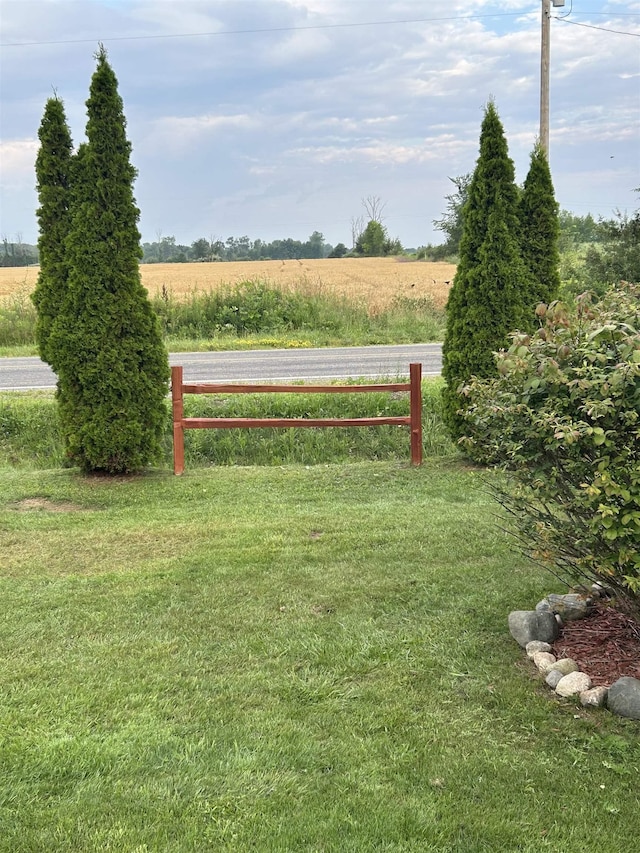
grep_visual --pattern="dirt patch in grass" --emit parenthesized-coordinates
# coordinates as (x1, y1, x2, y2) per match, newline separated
(11, 497, 89, 513)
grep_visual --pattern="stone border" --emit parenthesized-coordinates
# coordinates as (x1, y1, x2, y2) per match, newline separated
(509, 590, 640, 721)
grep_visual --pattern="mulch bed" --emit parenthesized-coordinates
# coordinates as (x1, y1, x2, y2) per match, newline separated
(552, 601, 640, 688)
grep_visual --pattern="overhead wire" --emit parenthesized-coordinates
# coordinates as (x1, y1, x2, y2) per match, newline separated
(554, 17, 640, 37)
(2, 6, 639, 48)
(0, 11, 565, 48)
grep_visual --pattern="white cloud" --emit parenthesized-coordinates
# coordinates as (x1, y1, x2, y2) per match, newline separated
(147, 113, 258, 152)
(0, 139, 39, 188)
(0, 0, 638, 247)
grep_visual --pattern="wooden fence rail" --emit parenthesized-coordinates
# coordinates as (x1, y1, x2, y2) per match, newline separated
(171, 363, 422, 474)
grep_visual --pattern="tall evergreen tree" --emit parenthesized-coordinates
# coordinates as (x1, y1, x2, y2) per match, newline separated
(519, 142, 560, 306)
(31, 96, 74, 368)
(441, 101, 533, 441)
(49, 46, 169, 473)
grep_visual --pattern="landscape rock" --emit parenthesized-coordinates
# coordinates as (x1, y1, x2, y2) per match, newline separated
(538, 593, 592, 621)
(607, 677, 640, 720)
(545, 670, 564, 689)
(508, 610, 560, 648)
(580, 687, 608, 708)
(515, 589, 639, 720)
(548, 658, 579, 677)
(525, 640, 553, 659)
(555, 671, 592, 697)
(533, 651, 557, 675)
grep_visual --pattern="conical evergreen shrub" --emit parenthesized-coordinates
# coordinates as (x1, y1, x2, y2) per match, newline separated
(31, 96, 74, 369)
(441, 101, 533, 442)
(519, 142, 560, 306)
(49, 46, 169, 473)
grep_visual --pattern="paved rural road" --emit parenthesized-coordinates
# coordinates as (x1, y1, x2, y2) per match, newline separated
(0, 344, 442, 391)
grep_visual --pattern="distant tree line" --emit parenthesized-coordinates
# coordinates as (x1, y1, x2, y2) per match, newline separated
(142, 230, 335, 263)
(1, 237, 38, 267)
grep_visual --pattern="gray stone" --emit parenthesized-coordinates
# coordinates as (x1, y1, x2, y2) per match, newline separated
(548, 658, 579, 676)
(545, 593, 592, 621)
(556, 671, 592, 697)
(526, 640, 553, 659)
(535, 599, 551, 613)
(591, 582, 613, 599)
(533, 651, 557, 675)
(546, 669, 564, 689)
(581, 686, 608, 708)
(607, 677, 640, 720)
(508, 610, 560, 648)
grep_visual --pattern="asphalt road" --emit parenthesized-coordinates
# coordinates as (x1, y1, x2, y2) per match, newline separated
(0, 344, 443, 391)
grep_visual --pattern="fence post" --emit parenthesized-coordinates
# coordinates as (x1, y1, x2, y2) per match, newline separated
(171, 365, 185, 475)
(409, 362, 422, 466)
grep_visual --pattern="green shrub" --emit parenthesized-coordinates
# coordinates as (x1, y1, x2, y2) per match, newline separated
(460, 283, 640, 611)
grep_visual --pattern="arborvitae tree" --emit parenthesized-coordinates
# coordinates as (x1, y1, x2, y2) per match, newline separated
(519, 142, 560, 306)
(441, 101, 533, 442)
(49, 46, 169, 473)
(31, 96, 74, 368)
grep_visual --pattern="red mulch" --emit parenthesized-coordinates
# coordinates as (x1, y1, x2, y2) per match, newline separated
(552, 601, 640, 688)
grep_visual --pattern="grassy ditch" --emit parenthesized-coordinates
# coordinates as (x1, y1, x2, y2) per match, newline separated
(0, 379, 455, 469)
(0, 280, 446, 357)
(0, 462, 638, 851)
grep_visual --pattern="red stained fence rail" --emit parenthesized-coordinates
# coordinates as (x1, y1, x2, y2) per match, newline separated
(171, 362, 422, 474)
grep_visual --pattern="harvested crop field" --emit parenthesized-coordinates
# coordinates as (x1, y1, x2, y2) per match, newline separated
(0, 258, 456, 311)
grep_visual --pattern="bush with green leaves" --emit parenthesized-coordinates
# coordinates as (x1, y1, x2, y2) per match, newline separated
(460, 283, 640, 612)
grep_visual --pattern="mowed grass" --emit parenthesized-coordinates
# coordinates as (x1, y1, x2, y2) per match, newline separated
(0, 258, 456, 312)
(0, 462, 638, 852)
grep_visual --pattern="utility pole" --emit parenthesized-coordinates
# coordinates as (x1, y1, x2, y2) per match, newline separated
(540, 0, 564, 157)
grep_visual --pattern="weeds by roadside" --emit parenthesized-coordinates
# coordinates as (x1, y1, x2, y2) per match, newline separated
(0, 379, 455, 469)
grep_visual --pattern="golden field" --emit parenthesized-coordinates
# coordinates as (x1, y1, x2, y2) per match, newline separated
(0, 257, 456, 312)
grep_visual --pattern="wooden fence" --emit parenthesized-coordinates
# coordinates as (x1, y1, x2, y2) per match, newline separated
(171, 363, 422, 474)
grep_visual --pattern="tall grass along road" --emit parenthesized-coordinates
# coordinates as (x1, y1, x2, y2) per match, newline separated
(0, 344, 443, 391)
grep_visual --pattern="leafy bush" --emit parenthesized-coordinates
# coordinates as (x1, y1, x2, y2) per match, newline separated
(460, 283, 640, 611)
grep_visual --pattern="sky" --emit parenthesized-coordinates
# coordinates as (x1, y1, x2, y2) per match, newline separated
(1, 0, 639, 250)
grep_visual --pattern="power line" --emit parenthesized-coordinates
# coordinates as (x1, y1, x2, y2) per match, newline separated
(0, 12, 539, 48)
(555, 18, 640, 37)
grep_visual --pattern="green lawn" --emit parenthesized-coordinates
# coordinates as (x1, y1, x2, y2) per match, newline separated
(0, 461, 638, 852)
